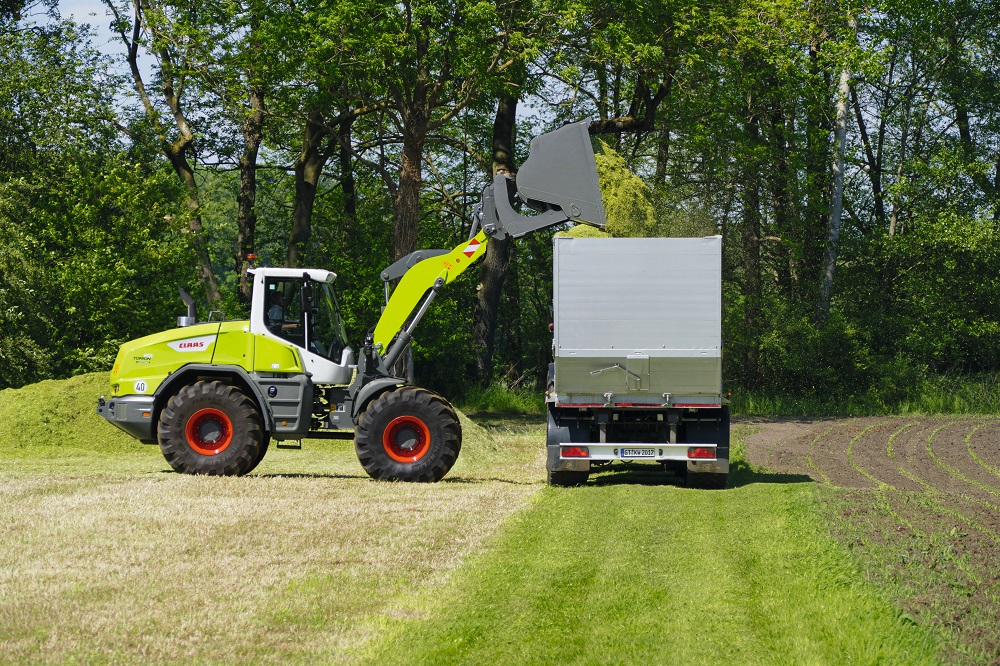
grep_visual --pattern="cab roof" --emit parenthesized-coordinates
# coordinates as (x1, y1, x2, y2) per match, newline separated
(248, 267, 337, 283)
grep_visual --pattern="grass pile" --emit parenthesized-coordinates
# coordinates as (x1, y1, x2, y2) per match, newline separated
(0, 372, 133, 453)
(561, 139, 657, 239)
(457, 381, 545, 416)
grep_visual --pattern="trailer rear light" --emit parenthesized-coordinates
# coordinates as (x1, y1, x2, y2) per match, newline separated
(687, 447, 715, 459)
(563, 446, 590, 458)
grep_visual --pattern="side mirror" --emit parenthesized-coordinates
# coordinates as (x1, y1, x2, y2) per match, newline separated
(300, 278, 313, 314)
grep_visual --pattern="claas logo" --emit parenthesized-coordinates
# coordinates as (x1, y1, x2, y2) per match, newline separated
(167, 335, 217, 353)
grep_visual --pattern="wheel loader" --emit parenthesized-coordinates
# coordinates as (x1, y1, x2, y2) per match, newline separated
(97, 120, 610, 481)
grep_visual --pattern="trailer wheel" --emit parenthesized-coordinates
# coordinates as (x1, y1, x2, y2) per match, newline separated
(354, 387, 461, 482)
(157, 380, 265, 476)
(685, 471, 728, 490)
(547, 470, 589, 486)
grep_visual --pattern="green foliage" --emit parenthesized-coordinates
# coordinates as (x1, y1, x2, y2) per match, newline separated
(0, 19, 195, 388)
(731, 372, 1000, 418)
(4, 0, 1000, 414)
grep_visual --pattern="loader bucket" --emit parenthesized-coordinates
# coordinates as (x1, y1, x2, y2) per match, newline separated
(515, 120, 608, 228)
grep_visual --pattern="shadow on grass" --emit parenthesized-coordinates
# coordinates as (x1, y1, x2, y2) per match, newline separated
(443, 475, 542, 486)
(588, 462, 685, 487)
(252, 472, 369, 480)
(584, 460, 813, 489)
(247, 473, 542, 485)
(463, 412, 547, 428)
(728, 460, 814, 489)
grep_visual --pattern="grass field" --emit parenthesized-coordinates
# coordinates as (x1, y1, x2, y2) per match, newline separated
(0, 374, 955, 664)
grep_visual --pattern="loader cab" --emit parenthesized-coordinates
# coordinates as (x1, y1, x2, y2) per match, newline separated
(249, 268, 355, 384)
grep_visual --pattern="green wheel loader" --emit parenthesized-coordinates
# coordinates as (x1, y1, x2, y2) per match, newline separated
(97, 120, 608, 481)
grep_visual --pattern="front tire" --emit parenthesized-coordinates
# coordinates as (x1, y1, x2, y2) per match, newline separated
(158, 381, 265, 476)
(354, 387, 461, 482)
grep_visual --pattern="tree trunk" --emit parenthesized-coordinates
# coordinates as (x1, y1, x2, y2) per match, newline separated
(390, 104, 429, 384)
(117, 1, 220, 304)
(850, 85, 885, 230)
(767, 96, 793, 296)
(235, 85, 265, 303)
(816, 62, 852, 325)
(654, 125, 670, 186)
(889, 95, 910, 237)
(164, 146, 221, 305)
(393, 125, 426, 262)
(472, 93, 518, 387)
(287, 113, 334, 267)
(742, 112, 762, 388)
(804, 25, 832, 290)
(339, 118, 356, 225)
(994, 153, 1000, 227)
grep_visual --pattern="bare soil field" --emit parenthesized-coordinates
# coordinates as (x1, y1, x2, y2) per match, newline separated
(739, 417, 1000, 664)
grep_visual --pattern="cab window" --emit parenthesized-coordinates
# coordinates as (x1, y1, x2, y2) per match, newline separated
(263, 277, 348, 362)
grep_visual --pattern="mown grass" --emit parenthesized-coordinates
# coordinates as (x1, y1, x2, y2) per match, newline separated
(0, 373, 948, 664)
(363, 446, 939, 665)
(0, 373, 546, 663)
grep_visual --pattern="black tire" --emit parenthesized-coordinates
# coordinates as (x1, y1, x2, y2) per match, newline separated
(157, 380, 265, 476)
(685, 470, 728, 490)
(354, 387, 461, 482)
(244, 434, 271, 474)
(547, 470, 589, 486)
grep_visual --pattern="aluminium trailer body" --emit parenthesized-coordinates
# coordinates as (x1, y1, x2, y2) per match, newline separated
(546, 235, 729, 488)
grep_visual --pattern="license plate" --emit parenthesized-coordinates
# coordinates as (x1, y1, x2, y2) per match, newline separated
(620, 447, 655, 458)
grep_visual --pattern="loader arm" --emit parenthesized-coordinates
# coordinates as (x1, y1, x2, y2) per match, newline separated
(373, 230, 489, 350)
(369, 119, 607, 368)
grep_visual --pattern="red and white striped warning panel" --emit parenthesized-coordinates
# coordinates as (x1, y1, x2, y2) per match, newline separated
(463, 239, 481, 258)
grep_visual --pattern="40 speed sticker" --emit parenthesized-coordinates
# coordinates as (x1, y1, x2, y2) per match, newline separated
(134, 380, 147, 394)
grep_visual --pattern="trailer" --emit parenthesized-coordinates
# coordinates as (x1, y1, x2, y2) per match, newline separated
(545, 235, 729, 488)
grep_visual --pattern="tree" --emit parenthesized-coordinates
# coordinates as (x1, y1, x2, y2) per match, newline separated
(105, 0, 222, 304)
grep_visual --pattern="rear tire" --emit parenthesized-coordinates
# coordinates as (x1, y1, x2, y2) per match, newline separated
(547, 470, 589, 486)
(354, 387, 461, 482)
(685, 470, 728, 490)
(157, 381, 264, 476)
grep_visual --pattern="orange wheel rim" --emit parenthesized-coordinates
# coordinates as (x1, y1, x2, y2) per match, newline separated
(185, 408, 233, 456)
(382, 415, 431, 463)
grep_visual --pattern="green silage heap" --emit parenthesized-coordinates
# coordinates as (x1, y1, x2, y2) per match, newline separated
(561, 139, 657, 239)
